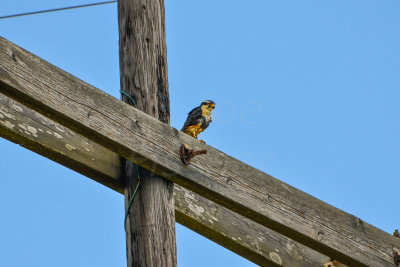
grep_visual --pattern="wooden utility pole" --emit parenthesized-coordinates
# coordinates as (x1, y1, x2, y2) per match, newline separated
(118, 1, 177, 266)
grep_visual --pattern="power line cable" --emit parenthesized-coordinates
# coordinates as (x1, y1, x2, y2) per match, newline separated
(120, 90, 141, 230)
(0, 0, 117, 20)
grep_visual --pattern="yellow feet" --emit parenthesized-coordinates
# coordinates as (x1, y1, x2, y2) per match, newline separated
(324, 260, 343, 267)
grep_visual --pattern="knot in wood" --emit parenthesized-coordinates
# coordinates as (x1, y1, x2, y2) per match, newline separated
(180, 144, 207, 166)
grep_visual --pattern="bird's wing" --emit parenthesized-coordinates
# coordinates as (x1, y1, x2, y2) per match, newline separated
(181, 107, 203, 130)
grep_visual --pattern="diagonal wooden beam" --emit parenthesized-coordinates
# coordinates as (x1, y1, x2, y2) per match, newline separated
(0, 92, 331, 267)
(0, 36, 398, 266)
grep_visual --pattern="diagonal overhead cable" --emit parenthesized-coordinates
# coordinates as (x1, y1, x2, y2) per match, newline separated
(0, 0, 117, 20)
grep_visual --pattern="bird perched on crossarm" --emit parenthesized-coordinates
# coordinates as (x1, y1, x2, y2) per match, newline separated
(181, 100, 215, 142)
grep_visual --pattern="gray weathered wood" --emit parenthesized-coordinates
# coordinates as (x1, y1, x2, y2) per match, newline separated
(0, 92, 333, 266)
(174, 186, 334, 267)
(0, 36, 399, 266)
(118, 0, 177, 266)
(0, 92, 122, 191)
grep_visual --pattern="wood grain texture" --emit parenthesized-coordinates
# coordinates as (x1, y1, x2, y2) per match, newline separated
(174, 186, 334, 267)
(0, 92, 334, 267)
(0, 93, 121, 191)
(0, 36, 399, 266)
(118, 0, 176, 266)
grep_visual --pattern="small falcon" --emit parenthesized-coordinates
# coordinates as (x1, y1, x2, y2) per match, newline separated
(181, 100, 215, 141)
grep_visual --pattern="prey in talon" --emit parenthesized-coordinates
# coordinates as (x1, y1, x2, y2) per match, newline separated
(181, 100, 215, 143)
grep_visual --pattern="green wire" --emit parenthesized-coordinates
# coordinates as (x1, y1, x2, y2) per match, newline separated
(120, 90, 140, 230)
(124, 165, 141, 229)
(120, 90, 137, 107)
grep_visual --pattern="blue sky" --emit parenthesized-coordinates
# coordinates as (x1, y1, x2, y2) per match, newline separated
(1, 1, 399, 266)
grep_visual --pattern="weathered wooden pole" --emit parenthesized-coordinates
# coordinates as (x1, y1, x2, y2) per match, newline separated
(118, 0, 177, 266)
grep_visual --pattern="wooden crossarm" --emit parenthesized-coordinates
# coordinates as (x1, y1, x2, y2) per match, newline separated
(0, 92, 331, 266)
(0, 36, 398, 266)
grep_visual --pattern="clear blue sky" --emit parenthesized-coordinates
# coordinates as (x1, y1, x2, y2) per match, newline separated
(1, 1, 399, 266)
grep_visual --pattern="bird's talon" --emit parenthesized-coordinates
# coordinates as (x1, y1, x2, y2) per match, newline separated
(324, 260, 343, 267)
